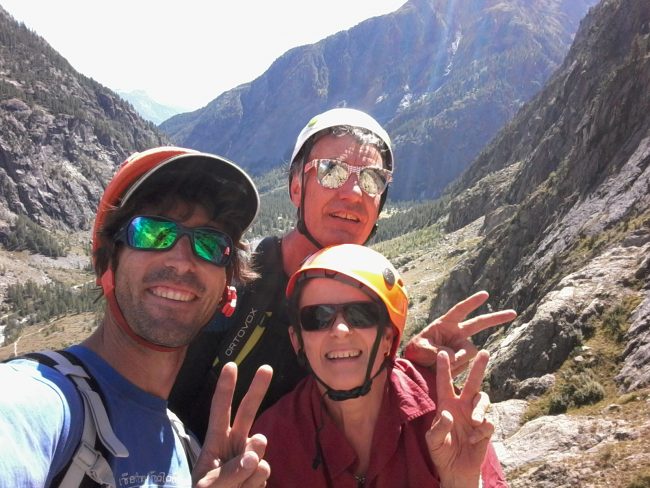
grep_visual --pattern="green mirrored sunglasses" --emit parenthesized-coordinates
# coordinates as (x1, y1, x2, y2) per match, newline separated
(115, 215, 233, 267)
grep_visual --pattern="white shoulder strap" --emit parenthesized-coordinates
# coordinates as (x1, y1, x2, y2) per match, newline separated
(57, 396, 115, 488)
(167, 408, 202, 467)
(36, 351, 199, 486)
(38, 351, 128, 488)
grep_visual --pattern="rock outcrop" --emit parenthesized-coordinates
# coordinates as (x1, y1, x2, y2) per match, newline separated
(415, 3, 650, 482)
(425, 0, 650, 400)
(0, 7, 169, 230)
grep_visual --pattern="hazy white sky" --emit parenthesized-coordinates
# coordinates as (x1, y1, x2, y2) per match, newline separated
(2, 0, 407, 110)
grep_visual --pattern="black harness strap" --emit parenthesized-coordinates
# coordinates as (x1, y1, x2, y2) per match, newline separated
(213, 236, 285, 368)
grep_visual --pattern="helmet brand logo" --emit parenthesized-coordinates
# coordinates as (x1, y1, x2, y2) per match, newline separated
(383, 268, 395, 287)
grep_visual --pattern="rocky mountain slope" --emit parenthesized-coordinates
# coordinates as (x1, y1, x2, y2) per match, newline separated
(434, 0, 649, 395)
(161, 0, 597, 200)
(0, 6, 169, 231)
(415, 0, 650, 483)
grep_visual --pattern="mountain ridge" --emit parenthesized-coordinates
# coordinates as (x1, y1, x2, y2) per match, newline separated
(161, 0, 598, 200)
(115, 89, 188, 125)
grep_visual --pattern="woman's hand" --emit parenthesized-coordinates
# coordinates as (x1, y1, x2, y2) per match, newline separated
(426, 350, 494, 488)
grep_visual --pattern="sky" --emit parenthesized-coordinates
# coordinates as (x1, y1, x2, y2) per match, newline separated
(1, 1, 407, 111)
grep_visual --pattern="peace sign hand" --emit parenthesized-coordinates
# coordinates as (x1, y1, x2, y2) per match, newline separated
(404, 291, 517, 377)
(426, 350, 494, 488)
(193, 362, 273, 488)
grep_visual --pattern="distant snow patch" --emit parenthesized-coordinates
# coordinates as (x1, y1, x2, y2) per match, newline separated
(444, 30, 463, 76)
(398, 93, 413, 111)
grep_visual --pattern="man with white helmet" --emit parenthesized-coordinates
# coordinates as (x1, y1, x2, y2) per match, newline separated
(170, 108, 516, 443)
(0, 147, 272, 487)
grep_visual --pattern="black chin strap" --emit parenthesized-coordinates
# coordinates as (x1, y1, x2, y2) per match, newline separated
(297, 324, 388, 401)
(322, 358, 389, 401)
(297, 217, 325, 249)
(296, 139, 327, 250)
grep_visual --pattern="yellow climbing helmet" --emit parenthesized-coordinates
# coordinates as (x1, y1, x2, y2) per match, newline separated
(287, 243, 408, 355)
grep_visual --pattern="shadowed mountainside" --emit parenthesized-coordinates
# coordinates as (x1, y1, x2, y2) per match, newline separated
(415, 0, 650, 482)
(161, 0, 597, 200)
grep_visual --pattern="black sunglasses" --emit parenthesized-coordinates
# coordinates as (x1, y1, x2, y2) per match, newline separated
(115, 215, 233, 267)
(299, 301, 387, 332)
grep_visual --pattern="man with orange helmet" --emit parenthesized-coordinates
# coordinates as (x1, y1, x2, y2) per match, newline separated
(0, 147, 272, 487)
(253, 244, 507, 487)
(170, 108, 517, 443)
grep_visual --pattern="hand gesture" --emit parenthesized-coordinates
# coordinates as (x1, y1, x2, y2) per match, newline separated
(193, 362, 273, 488)
(403, 291, 516, 377)
(426, 350, 494, 488)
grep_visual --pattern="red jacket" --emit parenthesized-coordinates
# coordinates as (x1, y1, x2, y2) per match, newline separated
(253, 358, 509, 487)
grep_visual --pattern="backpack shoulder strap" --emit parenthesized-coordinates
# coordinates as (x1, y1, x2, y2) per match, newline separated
(21, 350, 128, 488)
(167, 409, 201, 468)
(214, 236, 285, 368)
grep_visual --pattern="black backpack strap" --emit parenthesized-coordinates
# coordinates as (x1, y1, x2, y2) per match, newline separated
(174, 236, 287, 442)
(18, 350, 128, 488)
(213, 236, 285, 368)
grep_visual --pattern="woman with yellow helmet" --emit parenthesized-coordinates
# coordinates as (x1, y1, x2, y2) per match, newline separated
(253, 244, 508, 487)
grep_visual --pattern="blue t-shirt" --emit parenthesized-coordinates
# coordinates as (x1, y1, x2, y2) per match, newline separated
(0, 345, 193, 488)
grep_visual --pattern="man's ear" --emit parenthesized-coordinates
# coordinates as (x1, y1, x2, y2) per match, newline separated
(289, 172, 302, 208)
(288, 326, 301, 353)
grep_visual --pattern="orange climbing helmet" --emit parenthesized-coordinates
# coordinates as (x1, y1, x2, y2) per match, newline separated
(92, 146, 259, 280)
(287, 243, 408, 355)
